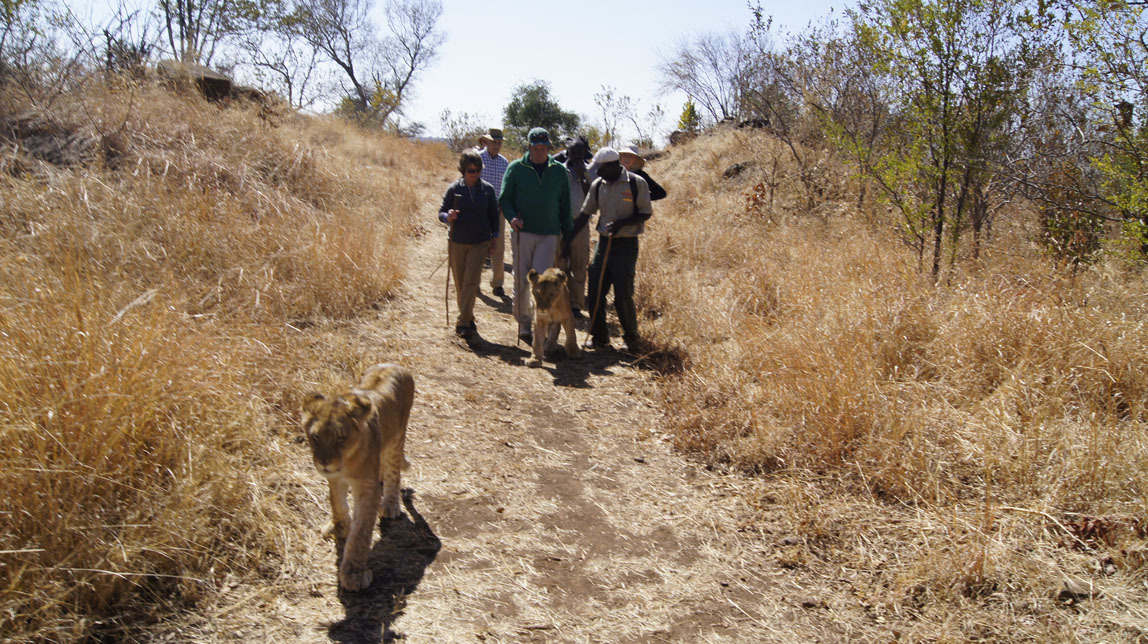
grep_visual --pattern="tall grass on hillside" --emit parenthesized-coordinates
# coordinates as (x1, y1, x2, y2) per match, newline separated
(0, 78, 444, 641)
(639, 128, 1148, 641)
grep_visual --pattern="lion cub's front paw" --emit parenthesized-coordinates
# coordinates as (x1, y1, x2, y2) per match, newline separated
(339, 563, 373, 591)
(321, 519, 348, 541)
(527, 357, 542, 368)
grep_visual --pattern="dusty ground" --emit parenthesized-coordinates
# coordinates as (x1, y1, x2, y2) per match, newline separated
(154, 204, 858, 644)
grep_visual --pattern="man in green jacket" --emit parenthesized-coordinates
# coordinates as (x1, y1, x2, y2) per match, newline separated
(499, 127, 573, 345)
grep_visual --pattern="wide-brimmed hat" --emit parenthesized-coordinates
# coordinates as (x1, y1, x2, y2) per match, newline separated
(478, 128, 504, 143)
(619, 143, 643, 158)
(618, 143, 646, 170)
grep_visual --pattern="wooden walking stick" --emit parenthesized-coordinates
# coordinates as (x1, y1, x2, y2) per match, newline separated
(445, 194, 459, 328)
(585, 233, 614, 349)
(512, 224, 526, 345)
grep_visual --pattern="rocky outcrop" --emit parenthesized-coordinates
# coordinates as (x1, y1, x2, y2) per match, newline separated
(1, 112, 108, 170)
(156, 60, 233, 101)
(668, 130, 696, 146)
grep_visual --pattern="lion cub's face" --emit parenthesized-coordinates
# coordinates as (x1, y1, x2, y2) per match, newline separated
(528, 267, 568, 310)
(301, 393, 370, 476)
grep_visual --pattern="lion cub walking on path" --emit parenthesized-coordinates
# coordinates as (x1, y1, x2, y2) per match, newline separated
(527, 267, 581, 368)
(301, 363, 415, 591)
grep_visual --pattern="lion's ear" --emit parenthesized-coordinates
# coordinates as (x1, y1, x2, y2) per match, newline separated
(344, 394, 374, 421)
(528, 268, 539, 283)
(302, 392, 326, 415)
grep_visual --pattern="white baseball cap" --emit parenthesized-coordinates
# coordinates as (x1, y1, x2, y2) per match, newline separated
(591, 147, 620, 165)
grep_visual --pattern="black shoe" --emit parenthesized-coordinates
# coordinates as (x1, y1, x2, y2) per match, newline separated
(468, 320, 477, 331)
(454, 325, 468, 337)
(484, 258, 492, 268)
(571, 308, 584, 320)
(518, 330, 532, 345)
(623, 337, 643, 354)
(589, 336, 610, 350)
(492, 286, 505, 297)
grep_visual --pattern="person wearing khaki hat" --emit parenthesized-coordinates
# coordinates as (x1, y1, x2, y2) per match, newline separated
(477, 128, 509, 297)
(618, 143, 666, 201)
(478, 128, 503, 145)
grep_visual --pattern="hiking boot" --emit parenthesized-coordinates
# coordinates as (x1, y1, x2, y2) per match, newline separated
(492, 286, 505, 297)
(454, 325, 468, 337)
(571, 307, 584, 320)
(517, 329, 533, 345)
(623, 336, 643, 354)
(588, 336, 610, 350)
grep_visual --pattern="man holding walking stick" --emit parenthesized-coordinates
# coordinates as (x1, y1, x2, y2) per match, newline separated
(499, 127, 572, 346)
(574, 147, 653, 354)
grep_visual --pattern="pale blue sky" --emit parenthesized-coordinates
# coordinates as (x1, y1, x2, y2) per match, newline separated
(73, 0, 846, 143)
(408, 0, 844, 142)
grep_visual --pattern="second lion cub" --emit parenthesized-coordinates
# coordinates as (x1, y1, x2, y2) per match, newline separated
(527, 267, 581, 367)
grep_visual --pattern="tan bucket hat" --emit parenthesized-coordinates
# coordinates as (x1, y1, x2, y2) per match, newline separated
(478, 128, 504, 143)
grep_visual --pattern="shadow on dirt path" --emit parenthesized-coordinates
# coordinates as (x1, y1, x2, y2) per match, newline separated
(155, 182, 846, 644)
(328, 491, 440, 644)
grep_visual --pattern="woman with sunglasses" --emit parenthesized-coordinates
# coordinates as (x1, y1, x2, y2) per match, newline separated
(438, 149, 501, 338)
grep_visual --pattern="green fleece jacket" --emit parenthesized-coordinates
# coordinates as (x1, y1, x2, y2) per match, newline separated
(498, 153, 573, 237)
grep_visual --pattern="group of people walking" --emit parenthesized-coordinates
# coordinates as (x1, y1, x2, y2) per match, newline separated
(437, 126, 665, 355)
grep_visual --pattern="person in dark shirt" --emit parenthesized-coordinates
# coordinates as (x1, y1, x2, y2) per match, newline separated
(558, 135, 595, 318)
(438, 149, 500, 338)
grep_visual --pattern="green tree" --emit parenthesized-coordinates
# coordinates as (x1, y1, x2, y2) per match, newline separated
(848, 0, 1038, 280)
(677, 99, 701, 133)
(502, 80, 580, 148)
(1061, 0, 1148, 260)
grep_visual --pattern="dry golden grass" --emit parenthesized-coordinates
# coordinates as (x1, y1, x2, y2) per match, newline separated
(6, 73, 1147, 641)
(0, 77, 448, 642)
(639, 127, 1148, 641)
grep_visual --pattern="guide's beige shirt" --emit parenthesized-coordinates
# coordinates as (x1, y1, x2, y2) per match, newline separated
(579, 171, 653, 238)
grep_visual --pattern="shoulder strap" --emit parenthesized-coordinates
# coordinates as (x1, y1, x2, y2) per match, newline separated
(629, 176, 639, 216)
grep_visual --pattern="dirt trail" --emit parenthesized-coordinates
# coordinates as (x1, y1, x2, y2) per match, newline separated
(165, 202, 835, 643)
